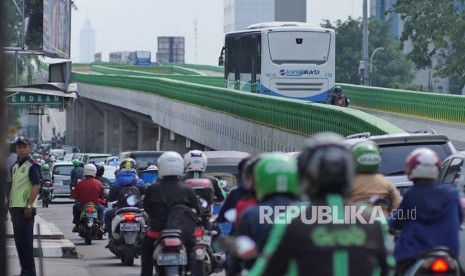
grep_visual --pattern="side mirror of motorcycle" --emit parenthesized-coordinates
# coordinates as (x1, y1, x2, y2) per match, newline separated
(126, 195, 139, 207)
(224, 209, 237, 223)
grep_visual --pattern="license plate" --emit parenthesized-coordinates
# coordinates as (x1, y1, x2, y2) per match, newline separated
(198, 235, 211, 245)
(157, 253, 187, 265)
(120, 223, 140, 231)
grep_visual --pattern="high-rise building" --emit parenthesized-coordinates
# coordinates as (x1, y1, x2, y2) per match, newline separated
(156, 37, 185, 64)
(79, 17, 95, 63)
(224, 0, 306, 33)
(370, 0, 458, 94)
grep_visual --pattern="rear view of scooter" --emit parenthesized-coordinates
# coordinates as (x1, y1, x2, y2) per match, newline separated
(78, 202, 103, 245)
(108, 195, 146, 266)
(153, 229, 189, 276)
(41, 180, 54, 208)
(405, 247, 463, 276)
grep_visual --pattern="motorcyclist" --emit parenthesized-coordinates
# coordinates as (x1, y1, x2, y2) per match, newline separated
(233, 153, 301, 273)
(181, 150, 225, 203)
(216, 156, 252, 227)
(141, 151, 200, 276)
(95, 162, 110, 189)
(70, 159, 83, 197)
(327, 85, 349, 107)
(350, 140, 402, 215)
(38, 164, 52, 200)
(71, 164, 104, 233)
(249, 132, 392, 276)
(104, 158, 145, 244)
(390, 148, 463, 275)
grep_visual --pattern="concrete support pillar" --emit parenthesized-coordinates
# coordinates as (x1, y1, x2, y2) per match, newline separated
(104, 110, 110, 154)
(118, 113, 124, 154)
(137, 121, 143, 150)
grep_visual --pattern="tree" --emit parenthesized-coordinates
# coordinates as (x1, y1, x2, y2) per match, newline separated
(394, 0, 465, 91)
(321, 17, 414, 88)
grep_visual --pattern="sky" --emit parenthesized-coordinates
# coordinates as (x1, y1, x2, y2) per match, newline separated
(71, 0, 364, 65)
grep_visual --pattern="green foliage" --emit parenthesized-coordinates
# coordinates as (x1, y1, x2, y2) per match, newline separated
(394, 0, 465, 90)
(321, 17, 414, 88)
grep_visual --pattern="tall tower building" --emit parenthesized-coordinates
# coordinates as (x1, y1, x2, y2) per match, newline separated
(224, 0, 306, 33)
(79, 16, 95, 63)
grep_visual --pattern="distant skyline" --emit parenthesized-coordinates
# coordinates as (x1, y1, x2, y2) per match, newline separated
(71, 0, 363, 65)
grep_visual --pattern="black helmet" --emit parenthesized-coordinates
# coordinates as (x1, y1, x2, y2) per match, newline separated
(297, 132, 355, 198)
(95, 162, 105, 177)
(333, 86, 342, 93)
(240, 154, 262, 190)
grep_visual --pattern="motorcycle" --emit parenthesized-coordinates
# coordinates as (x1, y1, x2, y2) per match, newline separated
(108, 195, 146, 266)
(184, 178, 224, 275)
(41, 180, 54, 208)
(404, 247, 462, 276)
(153, 229, 190, 276)
(78, 202, 103, 245)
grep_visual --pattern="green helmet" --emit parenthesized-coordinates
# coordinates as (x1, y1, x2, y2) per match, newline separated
(33, 153, 39, 159)
(253, 153, 299, 201)
(41, 164, 50, 172)
(72, 159, 80, 167)
(353, 140, 382, 173)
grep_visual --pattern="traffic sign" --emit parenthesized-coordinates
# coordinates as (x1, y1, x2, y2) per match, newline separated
(7, 93, 64, 105)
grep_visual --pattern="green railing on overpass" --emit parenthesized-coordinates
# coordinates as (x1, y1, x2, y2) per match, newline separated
(89, 65, 224, 87)
(72, 72, 405, 137)
(341, 84, 465, 124)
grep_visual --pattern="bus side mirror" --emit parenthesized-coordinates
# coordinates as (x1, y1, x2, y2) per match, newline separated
(218, 47, 225, 66)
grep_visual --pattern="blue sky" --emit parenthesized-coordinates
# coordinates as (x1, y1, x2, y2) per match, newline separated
(71, 0, 363, 65)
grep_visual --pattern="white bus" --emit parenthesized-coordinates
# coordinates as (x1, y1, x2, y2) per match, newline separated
(219, 22, 335, 103)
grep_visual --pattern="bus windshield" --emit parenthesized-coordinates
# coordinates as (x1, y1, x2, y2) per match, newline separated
(268, 31, 331, 64)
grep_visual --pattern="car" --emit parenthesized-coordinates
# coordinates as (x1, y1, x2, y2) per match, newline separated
(203, 151, 251, 190)
(57, 145, 80, 154)
(439, 152, 465, 194)
(103, 165, 118, 186)
(104, 156, 120, 166)
(73, 153, 112, 165)
(51, 161, 74, 198)
(344, 131, 458, 195)
(49, 149, 66, 160)
(63, 153, 74, 162)
(118, 151, 165, 171)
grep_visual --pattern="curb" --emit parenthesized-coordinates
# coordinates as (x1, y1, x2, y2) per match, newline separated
(7, 239, 78, 258)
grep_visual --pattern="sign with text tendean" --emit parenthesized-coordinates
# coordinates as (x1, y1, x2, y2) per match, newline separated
(7, 93, 64, 105)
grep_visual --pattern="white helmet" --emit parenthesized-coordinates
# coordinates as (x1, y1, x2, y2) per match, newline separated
(184, 150, 207, 172)
(158, 151, 184, 177)
(146, 165, 159, 171)
(83, 163, 97, 177)
(405, 148, 440, 180)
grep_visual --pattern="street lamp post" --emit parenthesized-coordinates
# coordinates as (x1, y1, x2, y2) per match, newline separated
(369, 47, 384, 86)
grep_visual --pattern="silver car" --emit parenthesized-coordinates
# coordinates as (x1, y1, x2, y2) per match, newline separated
(51, 161, 74, 198)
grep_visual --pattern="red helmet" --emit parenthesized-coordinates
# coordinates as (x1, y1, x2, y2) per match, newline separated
(405, 148, 440, 180)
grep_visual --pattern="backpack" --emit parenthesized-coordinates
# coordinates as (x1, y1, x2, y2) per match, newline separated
(117, 185, 142, 208)
(165, 204, 199, 248)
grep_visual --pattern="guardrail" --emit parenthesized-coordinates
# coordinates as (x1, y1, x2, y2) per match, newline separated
(89, 65, 224, 87)
(341, 84, 465, 124)
(72, 72, 405, 136)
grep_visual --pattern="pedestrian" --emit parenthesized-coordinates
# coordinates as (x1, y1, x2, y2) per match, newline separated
(9, 137, 41, 276)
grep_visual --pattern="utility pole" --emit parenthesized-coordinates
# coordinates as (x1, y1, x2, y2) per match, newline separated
(361, 0, 369, 85)
(194, 19, 198, 64)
